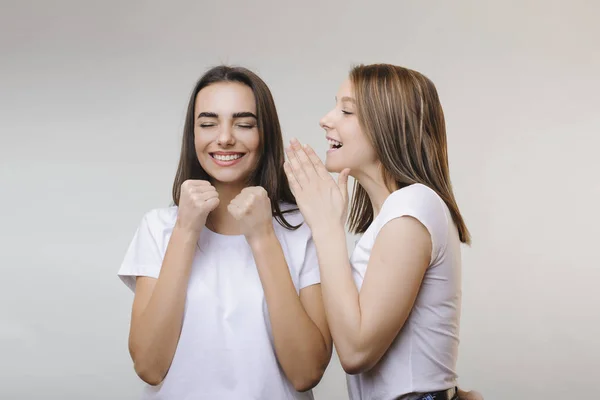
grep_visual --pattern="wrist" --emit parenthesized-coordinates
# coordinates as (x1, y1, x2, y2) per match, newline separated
(173, 221, 202, 242)
(246, 226, 277, 250)
(312, 220, 345, 241)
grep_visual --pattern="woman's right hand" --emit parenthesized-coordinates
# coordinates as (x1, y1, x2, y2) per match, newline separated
(176, 179, 219, 234)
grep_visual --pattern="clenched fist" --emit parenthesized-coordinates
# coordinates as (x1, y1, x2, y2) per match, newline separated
(227, 186, 274, 242)
(176, 180, 219, 234)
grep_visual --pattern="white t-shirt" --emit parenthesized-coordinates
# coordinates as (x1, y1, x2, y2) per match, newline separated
(118, 204, 320, 400)
(347, 184, 462, 400)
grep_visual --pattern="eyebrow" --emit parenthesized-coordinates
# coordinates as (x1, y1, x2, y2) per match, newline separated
(232, 112, 257, 119)
(197, 112, 217, 119)
(196, 111, 257, 119)
(335, 96, 356, 104)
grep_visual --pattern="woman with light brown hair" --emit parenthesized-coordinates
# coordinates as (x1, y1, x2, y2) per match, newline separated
(284, 64, 482, 400)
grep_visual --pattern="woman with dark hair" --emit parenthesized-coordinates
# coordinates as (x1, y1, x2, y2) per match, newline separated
(118, 66, 332, 399)
(285, 64, 481, 400)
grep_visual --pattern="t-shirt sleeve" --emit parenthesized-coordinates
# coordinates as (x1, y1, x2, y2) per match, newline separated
(298, 236, 321, 290)
(376, 185, 449, 264)
(118, 210, 164, 292)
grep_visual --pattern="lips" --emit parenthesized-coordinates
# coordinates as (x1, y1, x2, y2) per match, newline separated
(211, 152, 244, 161)
(326, 136, 343, 151)
(209, 152, 246, 166)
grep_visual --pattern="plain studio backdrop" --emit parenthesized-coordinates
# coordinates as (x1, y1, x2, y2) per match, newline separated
(1, 1, 599, 399)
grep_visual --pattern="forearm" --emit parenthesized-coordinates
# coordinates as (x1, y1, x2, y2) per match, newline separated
(130, 225, 198, 382)
(249, 232, 330, 391)
(312, 224, 365, 363)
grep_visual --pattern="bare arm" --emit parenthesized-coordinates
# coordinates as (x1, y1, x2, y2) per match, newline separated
(128, 180, 219, 385)
(249, 233, 332, 392)
(128, 226, 198, 385)
(227, 186, 332, 391)
(283, 140, 431, 375)
(312, 217, 430, 374)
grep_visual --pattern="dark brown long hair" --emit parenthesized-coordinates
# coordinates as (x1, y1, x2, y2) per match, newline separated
(172, 65, 299, 229)
(348, 64, 471, 244)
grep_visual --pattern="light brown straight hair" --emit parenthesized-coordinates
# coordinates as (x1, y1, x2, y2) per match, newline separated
(348, 64, 471, 244)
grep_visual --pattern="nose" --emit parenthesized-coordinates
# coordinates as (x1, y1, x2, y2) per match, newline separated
(216, 125, 235, 146)
(319, 109, 334, 131)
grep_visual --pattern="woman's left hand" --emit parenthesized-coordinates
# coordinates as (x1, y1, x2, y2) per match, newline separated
(228, 186, 275, 243)
(284, 138, 350, 231)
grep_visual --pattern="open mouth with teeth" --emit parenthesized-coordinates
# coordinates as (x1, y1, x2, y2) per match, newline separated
(209, 152, 246, 165)
(327, 138, 343, 150)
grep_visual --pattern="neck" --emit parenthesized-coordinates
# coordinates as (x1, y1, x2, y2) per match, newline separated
(206, 181, 246, 235)
(353, 163, 396, 218)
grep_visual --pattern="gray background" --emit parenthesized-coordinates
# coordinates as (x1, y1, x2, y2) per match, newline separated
(1, 1, 599, 399)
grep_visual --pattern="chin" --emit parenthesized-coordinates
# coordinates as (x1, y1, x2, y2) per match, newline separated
(325, 158, 344, 173)
(199, 156, 255, 185)
(207, 171, 249, 185)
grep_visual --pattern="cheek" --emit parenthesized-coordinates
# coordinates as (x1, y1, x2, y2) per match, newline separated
(193, 133, 213, 171)
(241, 130, 261, 159)
(193, 131, 209, 151)
(342, 123, 377, 163)
(248, 130, 260, 151)
(356, 135, 378, 163)
(341, 120, 368, 150)
(356, 132, 374, 155)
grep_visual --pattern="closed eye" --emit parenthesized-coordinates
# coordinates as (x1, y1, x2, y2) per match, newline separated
(341, 110, 353, 115)
(237, 124, 256, 129)
(199, 123, 216, 128)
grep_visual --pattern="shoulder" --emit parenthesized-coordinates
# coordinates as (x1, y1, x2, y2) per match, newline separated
(139, 206, 179, 238)
(379, 184, 448, 231)
(274, 203, 320, 287)
(383, 184, 446, 216)
(274, 202, 310, 237)
(276, 203, 306, 231)
(378, 184, 450, 262)
(119, 206, 178, 289)
(273, 202, 312, 253)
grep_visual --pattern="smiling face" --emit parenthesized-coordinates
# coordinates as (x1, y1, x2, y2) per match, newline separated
(319, 78, 378, 174)
(193, 82, 261, 185)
